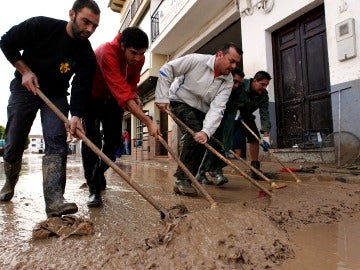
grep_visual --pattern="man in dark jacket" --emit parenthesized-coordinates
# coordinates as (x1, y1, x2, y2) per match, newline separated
(0, 0, 100, 218)
(222, 71, 272, 178)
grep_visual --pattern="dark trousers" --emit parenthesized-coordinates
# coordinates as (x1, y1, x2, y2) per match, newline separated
(233, 120, 247, 158)
(170, 102, 206, 180)
(198, 125, 227, 173)
(4, 78, 68, 164)
(240, 115, 260, 144)
(81, 98, 124, 183)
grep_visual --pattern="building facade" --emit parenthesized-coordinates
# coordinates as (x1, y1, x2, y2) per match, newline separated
(28, 135, 45, 154)
(109, 0, 360, 162)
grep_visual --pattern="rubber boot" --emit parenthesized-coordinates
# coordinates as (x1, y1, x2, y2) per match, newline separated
(173, 179, 197, 196)
(250, 160, 262, 181)
(212, 168, 229, 186)
(86, 163, 103, 208)
(43, 155, 78, 217)
(0, 160, 22, 201)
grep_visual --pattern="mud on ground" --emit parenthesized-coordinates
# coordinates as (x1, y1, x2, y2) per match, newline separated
(1, 156, 360, 269)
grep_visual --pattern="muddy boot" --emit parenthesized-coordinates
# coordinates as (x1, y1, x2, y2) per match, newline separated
(196, 173, 213, 185)
(173, 179, 197, 196)
(250, 161, 263, 181)
(196, 166, 213, 185)
(212, 168, 229, 186)
(87, 192, 102, 208)
(86, 164, 103, 208)
(43, 155, 78, 217)
(0, 160, 22, 201)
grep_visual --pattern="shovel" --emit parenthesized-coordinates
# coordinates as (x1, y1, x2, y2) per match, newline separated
(240, 119, 302, 183)
(165, 109, 273, 197)
(210, 136, 287, 190)
(35, 88, 170, 219)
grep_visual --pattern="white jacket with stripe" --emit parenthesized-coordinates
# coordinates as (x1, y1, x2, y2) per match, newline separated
(155, 53, 233, 138)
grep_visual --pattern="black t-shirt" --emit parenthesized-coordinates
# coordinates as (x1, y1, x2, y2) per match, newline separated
(0, 16, 96, 117)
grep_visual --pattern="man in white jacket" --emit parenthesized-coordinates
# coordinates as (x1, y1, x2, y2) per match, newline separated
(155, 43, 242, 196)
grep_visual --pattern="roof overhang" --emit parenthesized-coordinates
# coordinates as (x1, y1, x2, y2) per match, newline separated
(108, 0, 126, 13)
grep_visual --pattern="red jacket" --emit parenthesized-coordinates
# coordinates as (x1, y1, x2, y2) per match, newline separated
(91, 33, 145, 110)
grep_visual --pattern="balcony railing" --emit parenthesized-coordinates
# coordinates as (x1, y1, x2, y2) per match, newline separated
(119, 0, 144, 32)
(150, 1, 162, 42)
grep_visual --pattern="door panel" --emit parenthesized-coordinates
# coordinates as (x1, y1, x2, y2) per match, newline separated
(273, 5, 332, 147)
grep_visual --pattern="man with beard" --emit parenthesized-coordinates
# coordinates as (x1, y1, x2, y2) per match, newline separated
(0, 0, 100, 218)
(81, 27, 160, 207)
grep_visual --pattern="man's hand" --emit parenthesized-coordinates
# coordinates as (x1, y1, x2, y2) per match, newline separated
(194, 131, 208, 144)
(14, 60, 39, 95)
(156, 103, 170, 112)
(22, 71, 39, 95)
(147, 121, 161, 139)
(66, 116, 84, 138)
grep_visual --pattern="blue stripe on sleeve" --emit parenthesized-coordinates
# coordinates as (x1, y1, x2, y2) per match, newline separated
(159, 70, 168, 78)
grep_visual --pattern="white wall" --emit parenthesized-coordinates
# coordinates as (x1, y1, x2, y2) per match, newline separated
(324, 0, 360, 85)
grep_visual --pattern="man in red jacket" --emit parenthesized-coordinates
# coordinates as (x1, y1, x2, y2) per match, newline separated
(82, 27, 159, 207)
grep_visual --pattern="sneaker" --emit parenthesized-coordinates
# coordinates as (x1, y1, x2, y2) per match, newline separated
(213, 173, 229, 186)
(196, 173, 213, 185)
(87, 193, 103, 208)
(173, 180, 197, 196)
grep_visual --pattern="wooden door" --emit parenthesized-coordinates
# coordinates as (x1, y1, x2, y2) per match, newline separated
(273, 5, 332, 147)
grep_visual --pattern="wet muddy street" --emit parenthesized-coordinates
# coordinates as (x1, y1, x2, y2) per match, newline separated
(0, 153, 360, 269)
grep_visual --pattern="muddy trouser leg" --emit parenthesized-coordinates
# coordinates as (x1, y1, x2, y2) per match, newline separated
(1, 79, 40, 201)
(82, 111, 103, 207)
(207, 138, 229, 186)
(41, 95, 77, 217)
(96, 99, 124, 189)
(171, 102, 206, 195)
(196, 150, 214, 185)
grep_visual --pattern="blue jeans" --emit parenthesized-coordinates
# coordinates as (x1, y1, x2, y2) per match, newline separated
(4, 78, 68, 163)
(124, 140, 130, 155)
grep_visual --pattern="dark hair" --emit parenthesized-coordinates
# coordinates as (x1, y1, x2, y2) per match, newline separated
(119, 27, 149, 50)
(254, 70, 272, 81)
(232, 67, 245, 78)
(221, 42, 243, 56)
(72, 0, 100, 14)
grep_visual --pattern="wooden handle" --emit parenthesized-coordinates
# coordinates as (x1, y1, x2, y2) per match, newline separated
(36, 88, 168, 217)
(166, 109, 273, 197)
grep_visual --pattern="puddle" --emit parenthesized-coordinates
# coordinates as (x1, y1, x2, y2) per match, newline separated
(278, 213, 360, 270)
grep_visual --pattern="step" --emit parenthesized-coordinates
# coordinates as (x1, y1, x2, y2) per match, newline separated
(270, 147, 334, 163)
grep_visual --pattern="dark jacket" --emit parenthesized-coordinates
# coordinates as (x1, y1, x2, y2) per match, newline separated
(0, 16, 96, 117)
(222, 78, 271, 150)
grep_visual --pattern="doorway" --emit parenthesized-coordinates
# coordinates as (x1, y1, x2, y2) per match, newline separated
(272, 5, 332, 147)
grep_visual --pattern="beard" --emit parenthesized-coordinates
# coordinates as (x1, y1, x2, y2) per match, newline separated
(71, 15, 90, 40)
